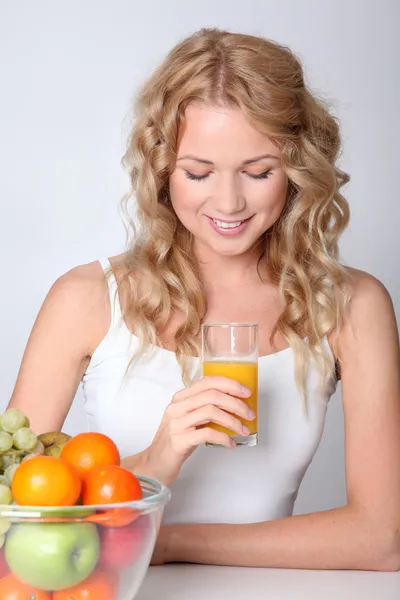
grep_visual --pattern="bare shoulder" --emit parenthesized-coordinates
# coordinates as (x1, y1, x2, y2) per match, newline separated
(40, 258, 114, 356)
(51, 260, 107, 298)
(46, 261, 107, 320)
(334, 266, 399, 361)
(344, 266, 396, 314)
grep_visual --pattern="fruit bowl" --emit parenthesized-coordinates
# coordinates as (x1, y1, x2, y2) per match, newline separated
(0, 475, 171, 600)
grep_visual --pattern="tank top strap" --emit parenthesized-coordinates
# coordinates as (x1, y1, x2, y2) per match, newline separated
(98, 258, 123, 329)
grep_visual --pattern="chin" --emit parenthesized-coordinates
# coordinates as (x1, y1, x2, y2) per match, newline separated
(189, 220, 267, 258)
(205, 238, 258, 258)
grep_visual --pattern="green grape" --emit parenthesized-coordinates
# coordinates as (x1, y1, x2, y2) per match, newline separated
(0, 518, 11, 535)
(0, 534, 5, 549)
(0, 453, 21, 471)
(0, 408, 27, 434)
(4, 464, 19, 486)
(30, 439, 45, 455)
(21, 454, 34, 463)
(0, 476, 8, 486)
(12, 427, 37, 451)
(0, 431, 13, 452)
(0, 484, 12, 505)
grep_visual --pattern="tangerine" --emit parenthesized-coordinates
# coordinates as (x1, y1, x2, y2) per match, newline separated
(53, 569, 118, 600)
(82, 465, 141, 506)
(11, 456, 81, 506)
(0, 572, 52, 599)
(61, 433, 120, 479)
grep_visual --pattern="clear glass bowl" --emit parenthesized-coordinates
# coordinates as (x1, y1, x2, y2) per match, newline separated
(0, 475, 171, 599)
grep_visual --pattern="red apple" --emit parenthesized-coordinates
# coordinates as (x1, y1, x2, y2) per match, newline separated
(0, 548, 9, 579)
(99, 515, 151, 571)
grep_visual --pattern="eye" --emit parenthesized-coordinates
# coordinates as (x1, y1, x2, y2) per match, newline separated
(246, 169, 272, 180)
(184, 169, 272, 181)
(184, 171, 210, 181)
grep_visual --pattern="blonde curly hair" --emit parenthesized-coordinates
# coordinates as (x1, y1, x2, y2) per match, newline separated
(117, 27, 351, 402)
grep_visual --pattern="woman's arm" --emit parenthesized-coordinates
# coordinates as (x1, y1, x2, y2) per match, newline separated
(155, 271, 400, 571)
(7, 262, 110, 434)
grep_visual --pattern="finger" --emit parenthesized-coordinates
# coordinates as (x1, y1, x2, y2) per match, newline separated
(177, 405, 248, 436)
(179, 427, 236, 450)
(173, 375, 251, 403)
(167, 389, 255, 421)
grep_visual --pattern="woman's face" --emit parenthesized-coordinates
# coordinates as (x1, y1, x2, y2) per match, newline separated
(169, 102, 288, 259)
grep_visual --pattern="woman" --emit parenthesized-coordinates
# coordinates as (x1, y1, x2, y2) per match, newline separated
(7, 28, 400, 571)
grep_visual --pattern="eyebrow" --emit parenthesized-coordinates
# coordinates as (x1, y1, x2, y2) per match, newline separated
(176, 153, 280, 165)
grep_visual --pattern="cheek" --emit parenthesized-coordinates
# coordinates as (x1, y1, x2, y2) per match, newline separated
(256, 174, 288, 215)
(169, 172, 206, 214)
(169, 171, 185, 200)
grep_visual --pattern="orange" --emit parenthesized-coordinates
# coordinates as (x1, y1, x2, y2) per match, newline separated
(82, 465, 142, 505)
(61, 433, 120, 479)
(11, 456, 81, 506)
(82, 465, 142, 526)
(0, 572, 52, 599)
(53, 569, 118, 600)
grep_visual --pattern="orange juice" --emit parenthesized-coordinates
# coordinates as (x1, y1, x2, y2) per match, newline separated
(202, 360, 258, 436)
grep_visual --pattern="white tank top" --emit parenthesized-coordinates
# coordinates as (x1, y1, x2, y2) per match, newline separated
(82, 259, 337, 525)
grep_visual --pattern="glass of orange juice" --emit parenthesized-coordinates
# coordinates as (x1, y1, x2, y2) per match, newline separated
(201, 322, 258, 447)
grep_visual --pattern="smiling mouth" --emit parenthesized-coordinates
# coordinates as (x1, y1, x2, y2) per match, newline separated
(210, 216, 252, 229)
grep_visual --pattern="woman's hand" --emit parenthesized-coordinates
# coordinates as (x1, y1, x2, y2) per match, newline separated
(143, 375, 256, 486)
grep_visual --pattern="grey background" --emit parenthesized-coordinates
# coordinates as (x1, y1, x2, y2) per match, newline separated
(0, 0, 398, 516)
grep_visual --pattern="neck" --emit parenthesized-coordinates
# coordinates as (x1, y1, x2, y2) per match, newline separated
(194, 240, 269, 289)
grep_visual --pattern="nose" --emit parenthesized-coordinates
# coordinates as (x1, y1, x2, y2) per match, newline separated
(213, 175, 246, 216)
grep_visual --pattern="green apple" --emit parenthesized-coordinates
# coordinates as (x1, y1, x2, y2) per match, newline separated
(5, 521, 100, 591)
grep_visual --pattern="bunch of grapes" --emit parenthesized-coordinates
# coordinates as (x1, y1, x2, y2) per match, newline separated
(0, 408, 43, 508)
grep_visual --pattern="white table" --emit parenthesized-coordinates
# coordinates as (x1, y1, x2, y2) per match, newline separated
(136, 564, 400, 599)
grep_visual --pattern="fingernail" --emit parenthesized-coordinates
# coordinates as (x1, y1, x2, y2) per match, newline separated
(248, 410, 256, 420)
(241, 386, 251, 396)
(242, 425, 250, 435)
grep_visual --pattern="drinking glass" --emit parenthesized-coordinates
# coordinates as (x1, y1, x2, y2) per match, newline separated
(201, 323, 258, 447)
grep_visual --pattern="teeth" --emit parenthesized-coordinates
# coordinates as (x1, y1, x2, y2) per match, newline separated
(213, 219, 243, 229)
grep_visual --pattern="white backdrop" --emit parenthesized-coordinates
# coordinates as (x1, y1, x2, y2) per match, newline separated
(0, 0, 399, 516)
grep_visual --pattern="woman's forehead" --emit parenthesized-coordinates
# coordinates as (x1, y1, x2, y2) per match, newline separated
(176, 102, 280, 160)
